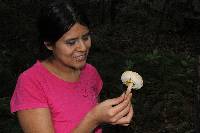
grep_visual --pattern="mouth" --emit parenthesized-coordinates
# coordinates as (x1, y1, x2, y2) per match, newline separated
(73, 53, 87, 62)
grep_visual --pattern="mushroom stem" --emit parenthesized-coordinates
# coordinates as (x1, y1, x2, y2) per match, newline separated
(124, 84, 132, 99)
(127, 83, 133, 93)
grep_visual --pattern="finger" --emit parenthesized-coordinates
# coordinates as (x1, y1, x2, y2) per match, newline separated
(125, 105, 134, 119)
(124, 92, 132, 101)
(111, 93, 132, 115)
(114, 105, 134, 125)
(106, 93, 125, 106)
(111, 102, 131, 122)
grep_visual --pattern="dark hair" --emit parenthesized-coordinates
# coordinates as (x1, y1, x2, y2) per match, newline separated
(37, 0, 90, 60)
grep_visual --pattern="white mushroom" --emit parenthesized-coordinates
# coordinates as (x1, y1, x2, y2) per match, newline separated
(121, 71, 143, 91)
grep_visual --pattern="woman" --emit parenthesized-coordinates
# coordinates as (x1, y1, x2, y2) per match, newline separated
(10, 1, 133, 133)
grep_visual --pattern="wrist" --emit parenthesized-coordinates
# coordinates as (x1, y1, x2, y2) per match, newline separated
(85, 110, 100, 129)
(72, 110, 100, 133)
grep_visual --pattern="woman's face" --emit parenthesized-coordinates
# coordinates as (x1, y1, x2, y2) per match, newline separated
(46, 23, 91, 70)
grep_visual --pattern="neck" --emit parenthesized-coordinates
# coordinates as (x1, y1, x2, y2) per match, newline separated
(42, 58, 80, 82)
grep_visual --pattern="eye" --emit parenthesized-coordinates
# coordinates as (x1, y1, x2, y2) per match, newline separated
(65, 39, 77, 46)
(82, 33, 91, 41)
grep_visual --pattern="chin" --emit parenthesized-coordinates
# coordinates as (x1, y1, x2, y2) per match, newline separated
(74, 61, 87, 70)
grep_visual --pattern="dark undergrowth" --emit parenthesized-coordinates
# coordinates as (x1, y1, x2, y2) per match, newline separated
(0, 0, 199, 132)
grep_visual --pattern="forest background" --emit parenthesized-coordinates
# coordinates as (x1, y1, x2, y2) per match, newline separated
(0, 0, 200, 133)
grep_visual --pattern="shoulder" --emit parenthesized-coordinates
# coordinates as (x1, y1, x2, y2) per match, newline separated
(11, 61, 49, 113)
(13, 61, 48, 100)
(21, 60, 44, 78)
(84, 63, 98, 74)
(83, 63, 102, 81)
(17, 61, 44, 85)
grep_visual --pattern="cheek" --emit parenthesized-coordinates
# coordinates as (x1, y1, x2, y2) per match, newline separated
(86, 40, 92, 49)
(56, 45, 73, 57)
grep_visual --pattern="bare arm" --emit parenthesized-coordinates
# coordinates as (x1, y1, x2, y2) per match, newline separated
(17, 108, 98, 133)
(17, 93, 133, 133)
(17, 108, 55, 133)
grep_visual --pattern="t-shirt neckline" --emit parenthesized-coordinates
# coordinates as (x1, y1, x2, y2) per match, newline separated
(36, 60, 85, 85)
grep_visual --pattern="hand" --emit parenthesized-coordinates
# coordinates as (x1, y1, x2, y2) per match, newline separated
(88, 92, 133, 126)
(111, 91, 134, 126)
(112, 103, 133, 126)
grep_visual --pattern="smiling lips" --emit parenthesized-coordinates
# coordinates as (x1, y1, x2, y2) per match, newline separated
(73, 53, 87, 62)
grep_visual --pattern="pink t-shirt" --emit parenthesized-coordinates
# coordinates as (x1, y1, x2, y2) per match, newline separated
(10, 60, 103, 133)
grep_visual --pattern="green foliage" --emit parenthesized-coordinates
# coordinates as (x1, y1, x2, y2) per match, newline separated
(88, 23, 196, 132)
(91, 49, 196, 133)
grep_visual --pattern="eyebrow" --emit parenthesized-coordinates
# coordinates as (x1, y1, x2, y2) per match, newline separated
(65, 32, 90, 41)
(82, 32, 90, 38)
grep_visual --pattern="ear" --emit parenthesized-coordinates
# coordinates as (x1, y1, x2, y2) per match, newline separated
(44, 41, 53, 51)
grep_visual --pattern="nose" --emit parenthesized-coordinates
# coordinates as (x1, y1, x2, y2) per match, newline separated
(77, 39, 87, 51)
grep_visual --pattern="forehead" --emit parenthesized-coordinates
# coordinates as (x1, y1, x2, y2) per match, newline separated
(62, 23, 89, 39)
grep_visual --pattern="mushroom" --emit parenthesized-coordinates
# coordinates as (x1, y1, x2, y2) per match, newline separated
(121, 71, 143, 91)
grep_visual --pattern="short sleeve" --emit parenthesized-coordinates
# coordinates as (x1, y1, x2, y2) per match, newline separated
(10, 73, 48, 113)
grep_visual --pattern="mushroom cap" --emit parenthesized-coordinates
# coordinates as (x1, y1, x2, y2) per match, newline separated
(121, 71, 143, 90)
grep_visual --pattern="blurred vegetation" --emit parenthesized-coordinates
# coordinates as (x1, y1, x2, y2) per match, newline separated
(0, 0, 199, 133)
